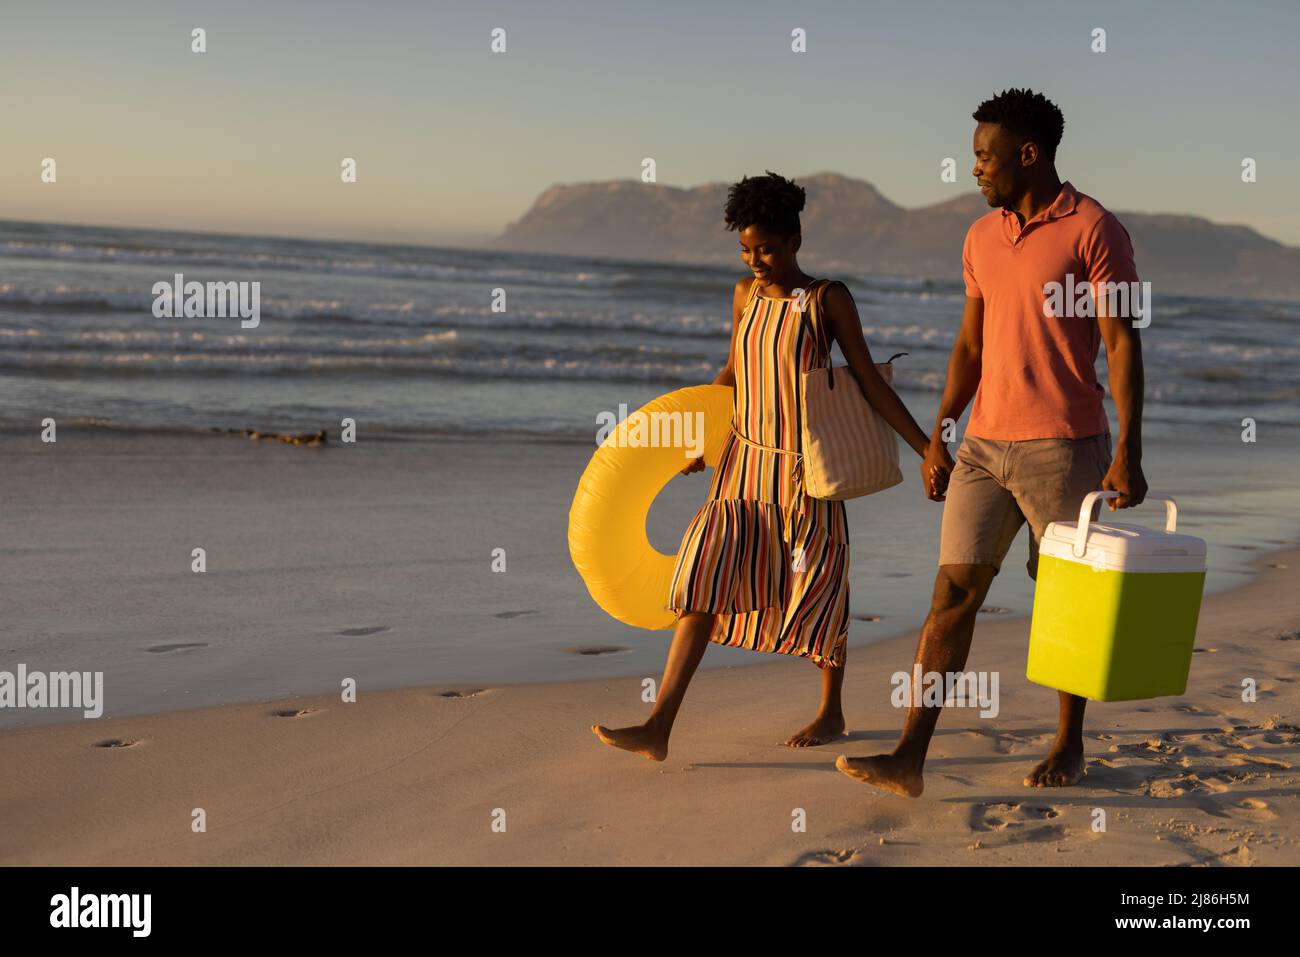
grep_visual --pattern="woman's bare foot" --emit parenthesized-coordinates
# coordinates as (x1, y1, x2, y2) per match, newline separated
(591, 723, 668, 761)
(1023, 741, 1086, 787)
(835, 752, 924, 798)
(782, 712, 846, 747)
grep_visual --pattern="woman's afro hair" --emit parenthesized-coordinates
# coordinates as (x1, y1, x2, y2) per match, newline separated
(724, 170, 806, 237)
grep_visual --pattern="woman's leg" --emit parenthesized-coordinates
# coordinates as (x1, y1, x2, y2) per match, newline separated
(783, 646, 847, 747)
(591, 610, 714, 761)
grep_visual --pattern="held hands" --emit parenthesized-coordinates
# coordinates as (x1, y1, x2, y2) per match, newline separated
(1101, 450, 1148, 510)
(921, 439, 954, 501)
(681, 455, 706, 476)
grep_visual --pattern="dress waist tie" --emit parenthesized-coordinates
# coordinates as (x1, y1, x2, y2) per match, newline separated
(729, 426, 805, 545)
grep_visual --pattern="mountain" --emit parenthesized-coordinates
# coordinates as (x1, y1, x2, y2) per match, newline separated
(489, 172, 1300, 301)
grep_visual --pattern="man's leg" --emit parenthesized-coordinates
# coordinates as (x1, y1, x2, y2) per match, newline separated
(837, 435, 1021, 797)
(835, 563, 994, 797)
(1012, 432, 1112, 788)
(1024, 691, 1087, 787)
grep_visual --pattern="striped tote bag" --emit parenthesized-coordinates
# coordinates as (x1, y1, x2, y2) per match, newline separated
(798, 280, 905, 500)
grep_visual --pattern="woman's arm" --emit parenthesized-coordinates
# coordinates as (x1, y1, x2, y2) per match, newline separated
(681, 277, 749, 474)
(710, 277, 751, 387)
(821, 281, 931, 458)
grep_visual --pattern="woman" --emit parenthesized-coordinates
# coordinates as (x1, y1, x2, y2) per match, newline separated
(592, 171, 935, 760)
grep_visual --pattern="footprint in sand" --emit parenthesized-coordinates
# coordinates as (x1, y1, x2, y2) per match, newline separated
(1091, 757, 1158, 788)
(1192, 769, 1260, 792)
(1193, 729, 1246, 751)
(1263, 728, 1300, 745)
(93, 738, 139, 749)
(1235, 798, 1277, 821)
(796, 847, 864, 866)
(1148, 762, 1267, 797)
(1172, 703, 1219, 716)
(963, 727, 1031, 755)
(972, 806, 1008, 832)
(146, 642, 208, 654)
(337, 626, 392, 637)
(1254, 681, 1281, 699)
(437, 689, 489, 699)
(968, 802, 1019, 830)
(1191, 723, 1299, 757)
(271, 708, 319, 718)
(969, 802, 1064, 842)
(1097, 734, 1198, 788)
(1255, 718, 1300, 732)
(1216, 844, 1254, 866)
(1118, 734, 1180, 754)
(1145, 774, 1194, 798)
(494, 610, 540, 620)
(1275, 630, 1299, 642)
(1138, 733, 1182, 755)
(1225, 753, 1290, 770)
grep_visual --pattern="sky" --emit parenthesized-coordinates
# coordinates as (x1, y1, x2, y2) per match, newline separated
(3, 0, 1298, 247)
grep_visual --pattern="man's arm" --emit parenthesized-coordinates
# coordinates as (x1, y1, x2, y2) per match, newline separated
(1088, 212, 1147, 511)
(921, 295, 984, 500)
(1097, 310, 1147, 510)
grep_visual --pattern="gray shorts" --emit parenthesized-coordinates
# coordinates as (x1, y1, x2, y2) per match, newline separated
(938, 433, 1112, 579)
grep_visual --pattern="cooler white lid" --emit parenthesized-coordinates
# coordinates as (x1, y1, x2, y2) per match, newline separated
(1039, 492, 1206, 573)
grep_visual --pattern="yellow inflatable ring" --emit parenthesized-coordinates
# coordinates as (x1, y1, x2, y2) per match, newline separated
(568, 384, 734, 630)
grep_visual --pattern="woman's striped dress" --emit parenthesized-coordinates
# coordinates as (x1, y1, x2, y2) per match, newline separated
(667, 278, 850, 667)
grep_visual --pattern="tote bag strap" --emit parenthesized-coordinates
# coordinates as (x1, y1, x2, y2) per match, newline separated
(809, 279, 845, 387)
(806, 280, 910, 389)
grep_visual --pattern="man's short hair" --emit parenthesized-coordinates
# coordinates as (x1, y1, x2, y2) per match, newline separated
(973, 88, 1066, 161)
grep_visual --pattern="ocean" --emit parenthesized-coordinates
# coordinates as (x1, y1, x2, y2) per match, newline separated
(4, 219, 1298, 443)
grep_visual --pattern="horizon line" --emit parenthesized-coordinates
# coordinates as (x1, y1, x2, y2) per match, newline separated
(6, 163, 1293, 252)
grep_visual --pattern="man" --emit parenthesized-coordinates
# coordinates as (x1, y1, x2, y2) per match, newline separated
(837, 88, 1147, 796)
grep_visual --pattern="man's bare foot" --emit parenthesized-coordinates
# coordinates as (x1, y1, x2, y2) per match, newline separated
(591, 723, 668, 761)
(782, 712, 847, 748)
(835, 753, 924, 798)
(1023, 742, 1086, 788)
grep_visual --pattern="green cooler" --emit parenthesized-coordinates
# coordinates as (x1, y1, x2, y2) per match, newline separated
(1027, 491, 1207, 701)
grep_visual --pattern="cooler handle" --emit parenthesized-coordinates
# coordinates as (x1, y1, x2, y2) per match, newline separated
(1073, 491, 1179, 558)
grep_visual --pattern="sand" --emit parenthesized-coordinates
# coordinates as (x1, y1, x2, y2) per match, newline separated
(3, 537, 1296, 866)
